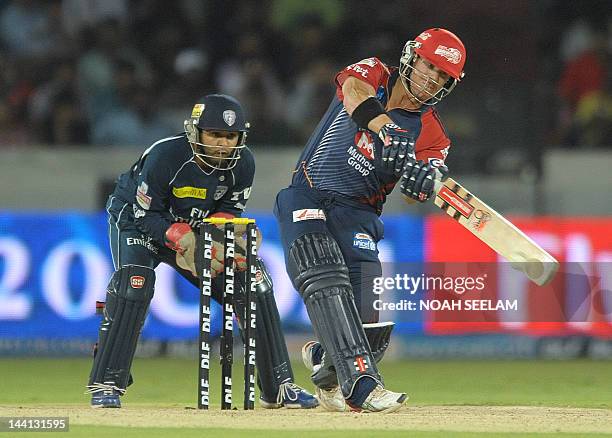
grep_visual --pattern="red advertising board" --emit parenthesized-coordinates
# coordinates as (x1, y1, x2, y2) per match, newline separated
(424, 216, 612, 337)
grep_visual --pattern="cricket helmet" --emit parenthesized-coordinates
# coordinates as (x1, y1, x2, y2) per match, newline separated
(184, 94, 250, 170)
(399, 28, 466, 105)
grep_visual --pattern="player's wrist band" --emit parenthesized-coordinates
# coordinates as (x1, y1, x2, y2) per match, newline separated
(351, 97, 386, 130)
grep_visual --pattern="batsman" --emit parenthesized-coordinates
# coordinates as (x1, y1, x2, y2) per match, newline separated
(274, 28, 467, 412)
(87, 94, 317, 409)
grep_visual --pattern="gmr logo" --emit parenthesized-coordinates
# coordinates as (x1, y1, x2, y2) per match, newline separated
(130, 276, 145, 289)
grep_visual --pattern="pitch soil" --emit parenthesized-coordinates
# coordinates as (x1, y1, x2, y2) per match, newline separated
(2, 405, 610, 434)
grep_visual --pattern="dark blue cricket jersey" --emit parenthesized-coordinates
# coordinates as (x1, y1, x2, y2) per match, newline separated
(111, 133, 255, 245)
(291, 57, 452, 214)
(291, 96, 423, 213)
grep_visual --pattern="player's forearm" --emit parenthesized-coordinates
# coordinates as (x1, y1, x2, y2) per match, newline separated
(342, 77, 394, 132)
(134, 212, 172, 246)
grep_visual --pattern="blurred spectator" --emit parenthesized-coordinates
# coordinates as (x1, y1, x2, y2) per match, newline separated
(215, 32, 289, 144)
(92, 61, 171, 146)
(269, 0, 342, 32)
(60, 0, 128, 38)
(28, 58, 89, 144)
(0, 0, 68, 59)
(0, 0, 604, 169)
(76, 19, 153, 125)
(556, 20, 609, 146)
(286, 58, 336, 142)
(159, 48, 212, 127)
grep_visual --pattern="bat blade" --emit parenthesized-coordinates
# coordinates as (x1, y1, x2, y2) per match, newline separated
(433, 178, 559, 285)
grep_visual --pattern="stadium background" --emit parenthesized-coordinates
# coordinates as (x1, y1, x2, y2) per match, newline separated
(0, 0, 611, 361)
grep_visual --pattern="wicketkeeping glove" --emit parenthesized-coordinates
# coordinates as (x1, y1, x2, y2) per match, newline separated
(378, 123, 415, 177)
(209, 224, 263, 276)
(165, 222, 198, 276)
(400, 160, 449, 202)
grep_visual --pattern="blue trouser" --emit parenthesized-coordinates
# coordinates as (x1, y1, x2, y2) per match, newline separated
(106, 195, 291, 401)
(274, 186, 384, 323)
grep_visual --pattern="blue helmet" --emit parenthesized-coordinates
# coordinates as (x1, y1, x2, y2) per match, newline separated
(184, 94, 250, 170)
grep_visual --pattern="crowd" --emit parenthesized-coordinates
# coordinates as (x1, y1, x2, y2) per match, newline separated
(0, 0, 609, 173)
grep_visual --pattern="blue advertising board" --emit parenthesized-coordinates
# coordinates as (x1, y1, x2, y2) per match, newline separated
(0, 211, 425, 342)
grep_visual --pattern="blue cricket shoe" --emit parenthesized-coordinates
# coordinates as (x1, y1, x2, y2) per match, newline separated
(260, 382, 319, 409)
(87, 383, 123, 408)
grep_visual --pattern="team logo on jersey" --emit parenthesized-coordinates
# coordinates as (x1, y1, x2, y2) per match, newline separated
(354, 131, 375, 160)
(352, 232, 376, 251)
(173, 186, 207, 199)
(223, 110, 236, 126)
(434, 45, 462, 64)
(214, 186, 228, 200)
(136, 181, 151, 210)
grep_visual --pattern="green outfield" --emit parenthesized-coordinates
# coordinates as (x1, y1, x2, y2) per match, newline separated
(0, 358, 611, 437)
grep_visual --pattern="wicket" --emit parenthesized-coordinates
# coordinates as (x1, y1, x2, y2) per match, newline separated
(196, 218, 257, 410)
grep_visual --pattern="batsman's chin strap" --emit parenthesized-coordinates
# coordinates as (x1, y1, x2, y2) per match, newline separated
(84, 382, 127, 396)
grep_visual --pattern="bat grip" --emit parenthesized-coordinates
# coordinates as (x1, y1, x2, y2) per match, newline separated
(433, 169, 446, 194)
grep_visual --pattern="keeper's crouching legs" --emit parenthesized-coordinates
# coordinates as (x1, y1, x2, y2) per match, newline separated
(87, 265, 154, 408)
(233, 258, 318, 409)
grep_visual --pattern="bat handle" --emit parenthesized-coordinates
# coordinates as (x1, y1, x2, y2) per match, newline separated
(433, 169, 446, 194)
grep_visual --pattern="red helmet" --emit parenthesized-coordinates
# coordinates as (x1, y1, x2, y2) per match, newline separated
(399, 28, 466, 105)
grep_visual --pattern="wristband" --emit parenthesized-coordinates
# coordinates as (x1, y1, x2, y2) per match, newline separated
(351, 97, 386, 130)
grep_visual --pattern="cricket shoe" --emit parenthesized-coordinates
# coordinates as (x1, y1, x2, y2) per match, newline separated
(347, 384, 407, 413)
(87, 383, 123, 408)
(259, 382, 319, 409)
(302, 341, 347, 412)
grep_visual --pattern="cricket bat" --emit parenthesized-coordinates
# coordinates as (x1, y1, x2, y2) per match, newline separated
(433, 177, 559, 286)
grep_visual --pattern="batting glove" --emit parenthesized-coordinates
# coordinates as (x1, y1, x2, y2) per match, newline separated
(378, 123, 415, 177)
(400, 160, 448, 202)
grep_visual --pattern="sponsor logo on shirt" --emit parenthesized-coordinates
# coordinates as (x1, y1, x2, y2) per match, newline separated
(347, 63, 369, 78)
(347, 146, 375, 177)
(292, 209, 326, 222)
(355, 131, 375, 160)
(173, 186, 208, 199)
(136, 181, 152, 210)
(133, 205, 146, 218)
(126, 235, 159, 253)
(352, 232, 376, 251)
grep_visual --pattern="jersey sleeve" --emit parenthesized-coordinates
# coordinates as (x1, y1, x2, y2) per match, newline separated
(414, 108, 451, 166)
(132, 146, 176, 244)
(335, 57, 390, 100)
(216, 149, 255, 217)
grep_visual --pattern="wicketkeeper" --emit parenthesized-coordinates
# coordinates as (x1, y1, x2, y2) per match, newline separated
(87, 94, 317, 409)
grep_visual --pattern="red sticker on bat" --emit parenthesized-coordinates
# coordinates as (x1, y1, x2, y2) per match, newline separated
(437, 186, 474, 218)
